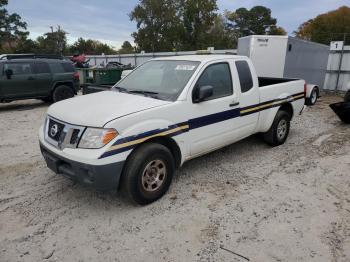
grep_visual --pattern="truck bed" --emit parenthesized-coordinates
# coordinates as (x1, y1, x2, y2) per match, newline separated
(258, 77, 299, 87)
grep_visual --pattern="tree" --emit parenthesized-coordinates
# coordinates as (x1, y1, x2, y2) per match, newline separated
(0, 0, 28, 52)
(14, 35, 38, 53)
(269, 26, 287, 36)
(226, 6, 286, 37)
(36, 26, 67, 54)
(294, 6, 350, 45)
(69, 37, 117, 55)
(118, 41, 134, 54)
(181, 0, 218, 50)
(130, 0, 184, 52)
(205, 13, 237, 49)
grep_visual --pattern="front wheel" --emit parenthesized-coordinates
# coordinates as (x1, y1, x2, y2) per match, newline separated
(121, 143, 175, 205)
(263, 110, 291, 147)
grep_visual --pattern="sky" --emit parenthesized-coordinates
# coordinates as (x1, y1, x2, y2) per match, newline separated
(6, 0, 350, 49)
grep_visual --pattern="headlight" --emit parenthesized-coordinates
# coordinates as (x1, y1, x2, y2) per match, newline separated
(78, 128, 118, 149)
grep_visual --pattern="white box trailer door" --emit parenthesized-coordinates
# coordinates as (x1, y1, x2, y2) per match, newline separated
(238, 35, 289, 78)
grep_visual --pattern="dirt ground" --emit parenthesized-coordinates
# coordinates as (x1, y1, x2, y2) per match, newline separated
(0, 94, 350, 262)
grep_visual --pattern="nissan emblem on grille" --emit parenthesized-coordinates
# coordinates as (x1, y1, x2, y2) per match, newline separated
(50, 124, 59, 137)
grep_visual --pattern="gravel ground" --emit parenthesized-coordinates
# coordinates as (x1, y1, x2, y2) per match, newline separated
(0, 94, 350, 262)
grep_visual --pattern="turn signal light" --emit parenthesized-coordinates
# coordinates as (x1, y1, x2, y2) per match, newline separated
(102, 129, 118, 145)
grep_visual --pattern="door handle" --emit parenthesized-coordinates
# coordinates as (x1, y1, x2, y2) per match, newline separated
(229, 102, 240, 107)
(27, 77, 35, 80)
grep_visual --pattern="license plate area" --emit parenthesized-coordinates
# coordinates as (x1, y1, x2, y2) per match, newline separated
(43, 152, 59, 173)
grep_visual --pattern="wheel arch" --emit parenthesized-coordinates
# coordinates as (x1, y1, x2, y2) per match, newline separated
(279, 102, 294, 120)
(259, 102, 294, 133)
(129, 136, 182, 169)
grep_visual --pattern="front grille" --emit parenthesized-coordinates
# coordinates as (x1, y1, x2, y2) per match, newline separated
(48, 119, 65, 141)
(70, 129, 80, 144)
(45, 117, 85, 149)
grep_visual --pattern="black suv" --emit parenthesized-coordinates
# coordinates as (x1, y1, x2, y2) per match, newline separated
(0, 54, 80, 103)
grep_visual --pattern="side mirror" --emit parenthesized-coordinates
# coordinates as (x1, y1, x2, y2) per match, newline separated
(5, 69, 13, 79)
(193, 85, 213, 103)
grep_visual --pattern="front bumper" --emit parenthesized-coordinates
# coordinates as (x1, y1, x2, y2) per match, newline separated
(40, 143, 124, 191)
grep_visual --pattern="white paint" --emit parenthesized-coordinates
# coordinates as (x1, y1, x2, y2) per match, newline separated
(330, 41, 344, 51)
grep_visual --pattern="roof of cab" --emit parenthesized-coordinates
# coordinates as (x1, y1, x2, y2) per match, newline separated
(152, 54, 247, 63)
(0, 58, 72, 63)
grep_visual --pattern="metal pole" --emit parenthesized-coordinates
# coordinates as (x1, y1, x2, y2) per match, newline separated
(335, 34, 346, 90)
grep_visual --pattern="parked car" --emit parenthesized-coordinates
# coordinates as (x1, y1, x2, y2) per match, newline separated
(0, 54, 80, 103)
(39, 55, 305, 205)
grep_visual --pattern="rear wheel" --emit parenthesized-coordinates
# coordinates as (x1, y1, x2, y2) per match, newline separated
(263, 110, 291, 146)
(306, 87, 318, 106)
(52, 85, 74, 102)
(121, 143, 175, 205)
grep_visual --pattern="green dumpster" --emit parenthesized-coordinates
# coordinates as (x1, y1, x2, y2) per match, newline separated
(77, 68, 122, 85)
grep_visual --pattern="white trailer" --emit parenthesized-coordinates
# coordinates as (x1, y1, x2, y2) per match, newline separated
(238, 35, 329, 105)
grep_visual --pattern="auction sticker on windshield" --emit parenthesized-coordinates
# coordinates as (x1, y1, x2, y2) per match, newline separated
(175, 65, 196, 71)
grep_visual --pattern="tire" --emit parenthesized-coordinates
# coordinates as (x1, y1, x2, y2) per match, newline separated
(52, 85, 74, 102)
(121, 143, 175, 205)
(263, 110, 291, 147)
(305, 87, 318, 106)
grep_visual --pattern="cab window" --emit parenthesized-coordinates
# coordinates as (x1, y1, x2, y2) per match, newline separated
(195, 62, 233, 101)
(4, 63, 33, 75)
(236, 60, 253, 93)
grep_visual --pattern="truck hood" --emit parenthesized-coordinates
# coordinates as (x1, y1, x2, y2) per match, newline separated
(47, 91, 171, 127)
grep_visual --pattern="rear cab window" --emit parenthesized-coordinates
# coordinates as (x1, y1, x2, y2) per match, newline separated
(236, 60, 253, 93)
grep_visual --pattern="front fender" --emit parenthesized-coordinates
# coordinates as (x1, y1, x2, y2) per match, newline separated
(101, 119, 188, 160)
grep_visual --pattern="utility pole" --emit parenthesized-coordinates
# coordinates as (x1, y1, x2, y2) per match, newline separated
(335, 33, 346, 91)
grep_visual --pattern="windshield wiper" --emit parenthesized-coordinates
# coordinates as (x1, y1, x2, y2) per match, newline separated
(113, 86, 129, 93)
(129, 90, 158, 95)
(128, 90, 159, 97)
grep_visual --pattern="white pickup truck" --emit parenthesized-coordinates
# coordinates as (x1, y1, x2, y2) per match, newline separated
(39, 55, 305, 204)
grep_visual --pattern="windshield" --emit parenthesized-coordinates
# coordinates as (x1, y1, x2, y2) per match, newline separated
(113, 60, 200, 101)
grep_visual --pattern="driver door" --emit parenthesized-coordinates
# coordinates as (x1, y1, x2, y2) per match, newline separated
(188, 61, 240, 156)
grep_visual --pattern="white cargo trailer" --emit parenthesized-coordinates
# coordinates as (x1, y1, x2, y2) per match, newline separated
(238, 35, 329, 105)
